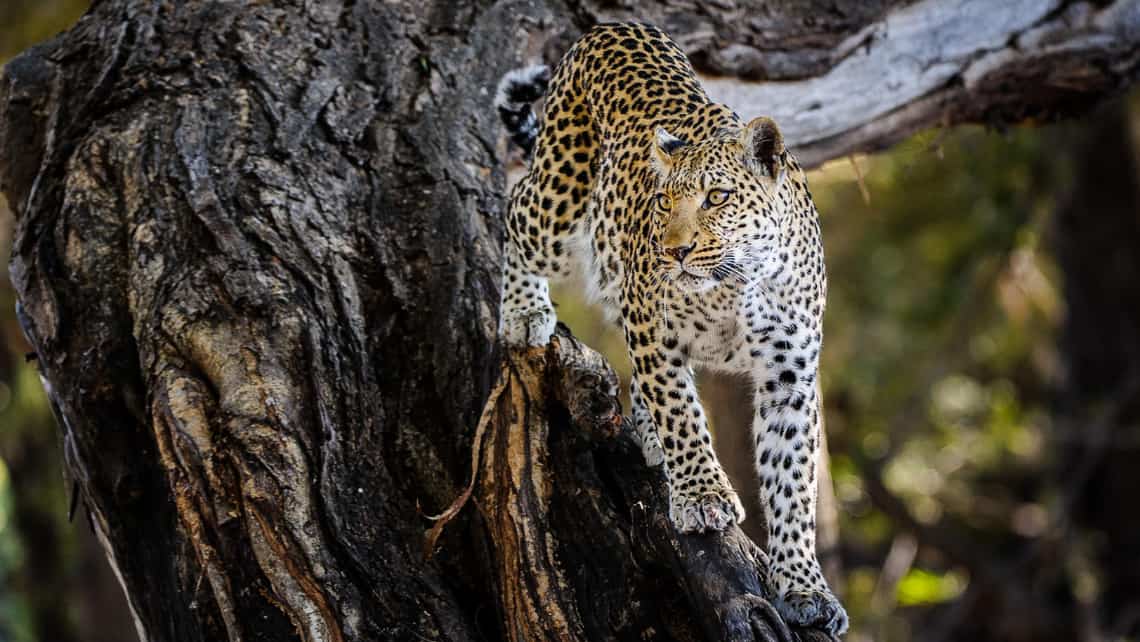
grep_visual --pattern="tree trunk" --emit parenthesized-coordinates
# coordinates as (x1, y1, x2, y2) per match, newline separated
(1053, 98, 1140, 637)
(1, 1, 1137, 641)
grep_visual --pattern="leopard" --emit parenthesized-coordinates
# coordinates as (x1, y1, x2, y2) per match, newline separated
(494, 22, 847, 635)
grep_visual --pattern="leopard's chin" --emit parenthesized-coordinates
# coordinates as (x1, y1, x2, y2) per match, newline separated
(671, 271, 719, 293)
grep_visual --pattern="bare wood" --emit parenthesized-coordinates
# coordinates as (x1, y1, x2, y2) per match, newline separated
(706, 0, 1140, 165)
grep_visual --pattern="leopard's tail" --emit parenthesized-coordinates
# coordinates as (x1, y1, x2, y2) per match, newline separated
(494, 64, 549, 156)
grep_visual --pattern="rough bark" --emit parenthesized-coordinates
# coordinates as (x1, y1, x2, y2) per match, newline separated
(1, 1, 1138, 641)
(3, 1, 524, 639)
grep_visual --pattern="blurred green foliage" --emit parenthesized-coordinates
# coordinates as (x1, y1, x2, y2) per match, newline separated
(0, 335, 69, 642)
(817, 127, 1065, 638)
(1, 3, 94, 640)
(896, 567, 967, 607)
(0, 0, 90, 61)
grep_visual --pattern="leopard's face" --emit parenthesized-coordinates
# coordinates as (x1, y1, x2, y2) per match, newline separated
(650, 119, 797, 293)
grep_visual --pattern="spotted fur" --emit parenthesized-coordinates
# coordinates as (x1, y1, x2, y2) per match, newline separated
(495, 23, 847, 635)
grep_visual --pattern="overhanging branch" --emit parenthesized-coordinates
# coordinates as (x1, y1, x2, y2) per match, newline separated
(563, 0, 1140, 167)
(704, 0, 1140, 165)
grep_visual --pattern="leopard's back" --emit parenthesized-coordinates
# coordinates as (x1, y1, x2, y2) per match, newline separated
(509, 24, 742, 302)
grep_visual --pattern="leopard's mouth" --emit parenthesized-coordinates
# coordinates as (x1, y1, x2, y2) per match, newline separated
(671, 269, 718, 293)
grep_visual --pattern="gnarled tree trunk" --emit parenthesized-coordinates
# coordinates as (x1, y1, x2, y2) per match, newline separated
(1, 1, 1137, 641)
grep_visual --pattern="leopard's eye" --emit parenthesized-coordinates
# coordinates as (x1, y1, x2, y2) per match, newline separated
(706, 189, 732, 207)
(655, 193, 673, 211)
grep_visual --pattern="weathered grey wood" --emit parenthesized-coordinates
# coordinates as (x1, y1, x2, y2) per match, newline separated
(698, 0, 1140, 165)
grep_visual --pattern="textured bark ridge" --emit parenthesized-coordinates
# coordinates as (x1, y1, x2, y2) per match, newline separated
(1, 1, 1137, 641)
(1, 1, 525, 639)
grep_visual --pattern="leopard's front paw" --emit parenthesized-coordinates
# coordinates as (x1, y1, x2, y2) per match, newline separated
(500, 307, 556, 348)
(775, 589, 848, 636)
(668, 485, 745, 533)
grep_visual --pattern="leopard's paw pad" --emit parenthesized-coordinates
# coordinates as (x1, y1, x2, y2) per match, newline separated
(775, 589, 848, 636)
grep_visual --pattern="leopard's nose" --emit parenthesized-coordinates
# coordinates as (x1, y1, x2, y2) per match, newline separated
(664, 243, 695, 262)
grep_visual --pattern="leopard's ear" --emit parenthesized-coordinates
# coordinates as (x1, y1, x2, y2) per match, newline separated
(651, 127, 687, 175)
(741, 117, 787, 186)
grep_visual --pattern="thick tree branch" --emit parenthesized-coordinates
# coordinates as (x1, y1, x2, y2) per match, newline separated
(710, 0, 1140, 165)
(564, 0, 907, 80)
(567, 0, 1140, 166)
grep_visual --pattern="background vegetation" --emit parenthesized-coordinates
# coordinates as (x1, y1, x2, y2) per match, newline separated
(2, 3, 1137, 641)
(1, 3, 138, 641)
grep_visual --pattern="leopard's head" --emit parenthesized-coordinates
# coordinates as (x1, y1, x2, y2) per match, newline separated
(649, 116, 812, 293)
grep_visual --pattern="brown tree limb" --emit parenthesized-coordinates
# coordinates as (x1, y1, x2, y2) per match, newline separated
(566, 0, 1140, 166)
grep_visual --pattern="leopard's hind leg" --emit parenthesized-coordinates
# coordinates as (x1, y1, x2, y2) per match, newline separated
(499, 73, 597, 346)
